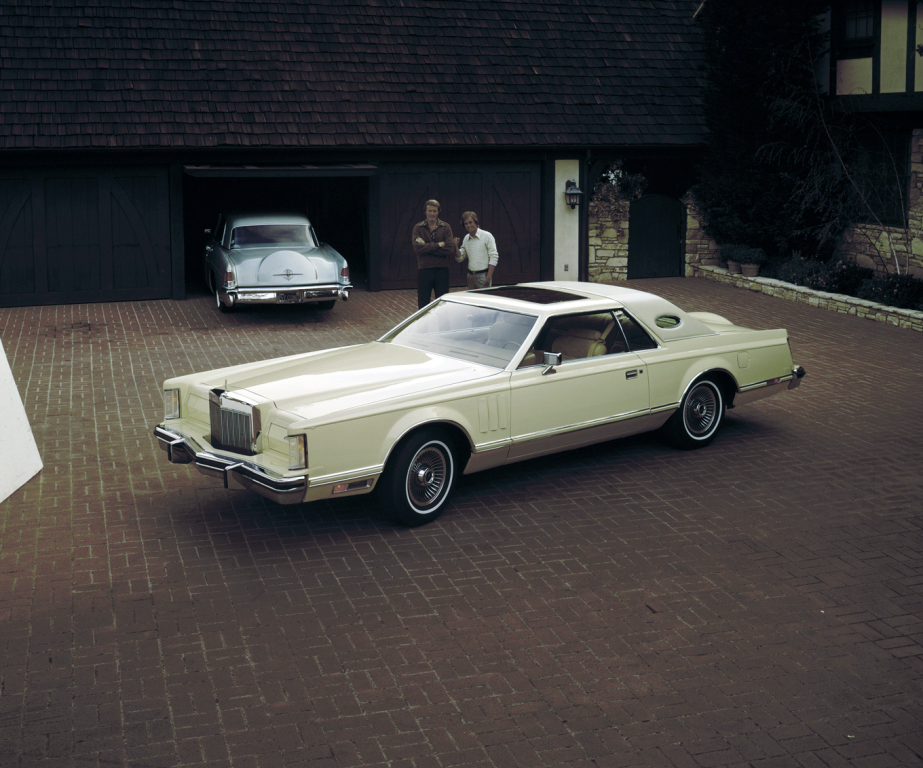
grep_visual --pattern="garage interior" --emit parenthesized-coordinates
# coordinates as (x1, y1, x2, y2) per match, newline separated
(182, 170, 372, 297)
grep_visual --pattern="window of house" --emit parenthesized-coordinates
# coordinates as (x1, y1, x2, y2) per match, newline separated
(851, 123, 910, 227)
(837, 0, 876, 58)
(845, 0, 874, 40)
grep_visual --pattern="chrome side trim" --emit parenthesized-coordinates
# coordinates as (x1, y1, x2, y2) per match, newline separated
(650, 402, 680, 416)
(511, 407, 651, 445)
(308, 465, 385, 486)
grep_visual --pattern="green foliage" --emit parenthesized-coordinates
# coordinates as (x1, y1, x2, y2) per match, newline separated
(856, 273, 923, 311)
(722, 245, 766, 266)
(770, 255, 874, 296)
(693, 0, 843, 260)
(592, 159, 647, 209)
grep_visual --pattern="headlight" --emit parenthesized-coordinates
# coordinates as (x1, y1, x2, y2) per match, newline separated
(164, 389, 180, 420)
(286, 434, 307, 470)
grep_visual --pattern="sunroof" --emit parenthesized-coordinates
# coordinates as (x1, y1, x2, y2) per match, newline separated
(473, 286, 585, 304)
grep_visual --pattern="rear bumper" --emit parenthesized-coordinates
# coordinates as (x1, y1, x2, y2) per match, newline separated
(222, 283, 350, 306)
(153, 424, 307, 505)
(788, 365, 806, 389)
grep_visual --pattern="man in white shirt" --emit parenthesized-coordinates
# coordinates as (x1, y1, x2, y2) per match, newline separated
(454, 211, 498, 289)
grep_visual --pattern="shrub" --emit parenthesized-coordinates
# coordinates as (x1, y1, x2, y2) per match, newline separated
(770, 254, 923, 309)
(721, 244, 767, 265)
(815, 260, 875, 296)
(772, 255, 826, 287)
(720, 244, 746, 263)
(739, 247, 767, 266)
(856, 273, 923, 311)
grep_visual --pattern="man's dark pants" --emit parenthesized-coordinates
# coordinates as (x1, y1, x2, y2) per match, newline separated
(417, 267, 449, 309)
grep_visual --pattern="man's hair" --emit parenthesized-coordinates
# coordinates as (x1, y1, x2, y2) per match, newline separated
(424, 199, 441, 212)
(461, 211, 479, 227)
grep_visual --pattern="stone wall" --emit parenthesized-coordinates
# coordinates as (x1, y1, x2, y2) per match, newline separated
(692, 264, 923, 332)
(588, 191, 718, 283)
(587, 197, 629, 283)
(837, 127, 923, 279)
(682, 191, 719, 273)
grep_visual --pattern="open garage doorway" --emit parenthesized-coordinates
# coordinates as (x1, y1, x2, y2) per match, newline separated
(182, 170, 372, 296)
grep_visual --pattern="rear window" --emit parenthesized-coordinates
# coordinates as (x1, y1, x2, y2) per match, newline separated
(231, 224, 315, 248)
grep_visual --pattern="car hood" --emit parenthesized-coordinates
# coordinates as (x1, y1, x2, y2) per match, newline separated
(232, 244, 343, 286)
(206, 342, 501, 424)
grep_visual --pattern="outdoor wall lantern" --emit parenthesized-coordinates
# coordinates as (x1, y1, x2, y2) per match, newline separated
(564, 180, 583, 209)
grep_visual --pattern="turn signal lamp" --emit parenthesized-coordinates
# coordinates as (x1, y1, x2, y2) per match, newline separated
(287, 434, 307, 470)
(164, 389, 180, 420)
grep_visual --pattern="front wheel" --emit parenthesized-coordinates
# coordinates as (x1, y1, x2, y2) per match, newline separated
(315, 300, 336, 311)
(378, 429, 458, 526)
(664, 378, 725, 449)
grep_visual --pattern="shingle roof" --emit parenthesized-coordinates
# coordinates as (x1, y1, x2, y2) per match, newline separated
(0, 0, 705, 151)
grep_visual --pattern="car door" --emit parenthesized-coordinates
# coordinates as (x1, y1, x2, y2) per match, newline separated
(507, 310, 650, 461)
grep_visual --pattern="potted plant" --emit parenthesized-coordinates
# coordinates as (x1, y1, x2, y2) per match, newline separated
(721, 244, 744, 274)
(740, 247, 767, 277)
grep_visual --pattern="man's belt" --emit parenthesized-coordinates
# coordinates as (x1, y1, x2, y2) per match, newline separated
(468, 268, 488, 275)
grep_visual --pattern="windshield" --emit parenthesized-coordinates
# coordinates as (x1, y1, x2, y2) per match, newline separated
(381, 300, 538, 368)
(231, 224, 316, 248)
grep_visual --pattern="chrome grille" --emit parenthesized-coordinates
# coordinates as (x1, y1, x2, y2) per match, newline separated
(209, 390, 258, 455)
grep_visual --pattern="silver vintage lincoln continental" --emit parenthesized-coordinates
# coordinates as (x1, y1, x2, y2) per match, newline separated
(204, 212, 352, 312)
(154, 282, 806, 527)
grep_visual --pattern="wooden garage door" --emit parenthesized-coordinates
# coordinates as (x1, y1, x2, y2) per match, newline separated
(378, 163, 541, 290)
(0, 168, 172, 307)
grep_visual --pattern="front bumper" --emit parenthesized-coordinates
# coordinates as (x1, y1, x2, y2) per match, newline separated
(225, 283, 350, 306)
(153, 424, 307, 505)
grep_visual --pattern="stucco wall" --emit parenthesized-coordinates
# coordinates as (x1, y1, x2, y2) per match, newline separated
(837, 128, 923, 279)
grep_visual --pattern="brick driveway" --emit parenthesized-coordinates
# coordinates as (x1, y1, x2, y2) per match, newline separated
(1, 278, 922, 768)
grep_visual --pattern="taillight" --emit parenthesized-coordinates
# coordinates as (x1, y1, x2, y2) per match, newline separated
(340, 267, 349, 279)
(223, 270, 236, 289)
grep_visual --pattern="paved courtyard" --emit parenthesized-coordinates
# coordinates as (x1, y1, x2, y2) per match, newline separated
(1, 278, 922, 768)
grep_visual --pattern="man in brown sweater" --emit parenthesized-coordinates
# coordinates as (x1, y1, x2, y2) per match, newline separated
(412, 199, 457, 309)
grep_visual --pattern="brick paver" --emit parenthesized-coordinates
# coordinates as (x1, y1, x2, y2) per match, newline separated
(1, 279, 921, 768)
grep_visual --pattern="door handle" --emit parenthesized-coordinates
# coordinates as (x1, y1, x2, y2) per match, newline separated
(626, 369, 642, 379)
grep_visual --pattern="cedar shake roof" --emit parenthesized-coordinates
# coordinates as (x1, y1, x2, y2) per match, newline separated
(0, 0, 705, 151)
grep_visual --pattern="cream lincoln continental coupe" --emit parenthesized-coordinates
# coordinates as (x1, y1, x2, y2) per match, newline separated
(153, 282, 805, 526)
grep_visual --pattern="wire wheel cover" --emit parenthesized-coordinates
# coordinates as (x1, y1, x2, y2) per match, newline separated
(406, 444, 449, 508)
(684, 384, 719, 437)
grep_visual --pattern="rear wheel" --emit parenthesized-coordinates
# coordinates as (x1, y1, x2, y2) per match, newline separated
(315, 300, 336, 311)
(209, 272, 234, 314)
(378, 429, 458, 526)
(216, 285, 233, 313)
(664, 377, 725, 449)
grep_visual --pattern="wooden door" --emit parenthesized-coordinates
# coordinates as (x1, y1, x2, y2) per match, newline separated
(378, 163, 541, 289)
(0, 168, 172, 307)
(627, 195, 685, 279)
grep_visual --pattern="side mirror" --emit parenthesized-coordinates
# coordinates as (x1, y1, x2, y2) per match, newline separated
(541, 351, 562, 376)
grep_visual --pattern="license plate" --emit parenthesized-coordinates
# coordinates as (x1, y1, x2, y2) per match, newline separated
(278, 293, 296, 303)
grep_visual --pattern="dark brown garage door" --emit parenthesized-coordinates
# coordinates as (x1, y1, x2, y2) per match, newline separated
(0, 168, 172, 307)
(378, 162, 541, 290)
